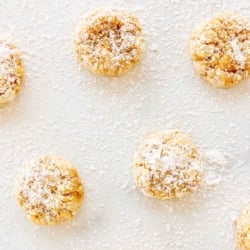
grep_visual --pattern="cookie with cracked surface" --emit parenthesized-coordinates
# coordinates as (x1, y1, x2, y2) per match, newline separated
(190, 13, 250, 88)
(133, 131, 203, 200)
(0, 40, 24, 106)
(74, 10, 144, 76)
(16, 156, 84, 225)
(236, 204, 250, 250)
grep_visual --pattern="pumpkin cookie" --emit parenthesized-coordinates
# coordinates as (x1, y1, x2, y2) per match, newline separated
(190, 14, 250, 88)
(133, 131, 203, 200)
(0, 40, 24, 105)
(74, 10, 144, 76)
(16, 156, 84, 225)
(236, 204, 250, 250)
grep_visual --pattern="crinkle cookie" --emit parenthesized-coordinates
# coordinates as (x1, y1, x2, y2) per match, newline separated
(133, 131, 203, 200)
(0, 40, 24, 105)
(236, 204, 250, 250)
(74, 10, 144, 76)
(16, 156, 84, 225)
(190, 14, 250, 88)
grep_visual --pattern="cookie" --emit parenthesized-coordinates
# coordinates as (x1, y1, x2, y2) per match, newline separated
(16, 156, 84, 225)
(190, 14, 250, 88)
(74, 10, 144, 76)
(133, 131, 203, 200)
(236, 204, 250, 250)
(0, 40, 24, 105)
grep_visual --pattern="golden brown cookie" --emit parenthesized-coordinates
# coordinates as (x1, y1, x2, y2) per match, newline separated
(16, 156, 84, 225)
(133, 131, 203, 200)
(74, 10, 144, 76)
(236, 204, 250, 250)
(190, 14, 250, 88)
(0, 40, 24, 105)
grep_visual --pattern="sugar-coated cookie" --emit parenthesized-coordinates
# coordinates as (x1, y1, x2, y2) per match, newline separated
(133, 131, 203, 200)
(74, 10, 144, 76)
(16, 156, 84, 225)
(190, 14, 250, 88)
(0, 40, 24, 105)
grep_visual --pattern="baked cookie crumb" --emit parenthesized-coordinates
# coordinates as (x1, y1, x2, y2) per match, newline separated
(16, 156, 84, 225)
(133, 131, 203, 200)
(190, 13, 250, 88)
(74, 10, 145, 76)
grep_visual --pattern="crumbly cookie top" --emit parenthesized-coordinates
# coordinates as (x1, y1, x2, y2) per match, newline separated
(17, 156, 84, 225)
(190, 13, 250, 88)
(74, 10, 144, 76)
(134, 131, 203, 199)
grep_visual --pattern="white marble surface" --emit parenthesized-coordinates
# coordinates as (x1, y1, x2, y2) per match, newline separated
(0, 0, 249, 249)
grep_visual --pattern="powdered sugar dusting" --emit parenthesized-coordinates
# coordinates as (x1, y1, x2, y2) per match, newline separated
(140, 139, 162, 165)
(202, 150, 228, 186)
(19, 158, 65, 210)
(231, 39, 246, 66)
(203, 150, 228, 167)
